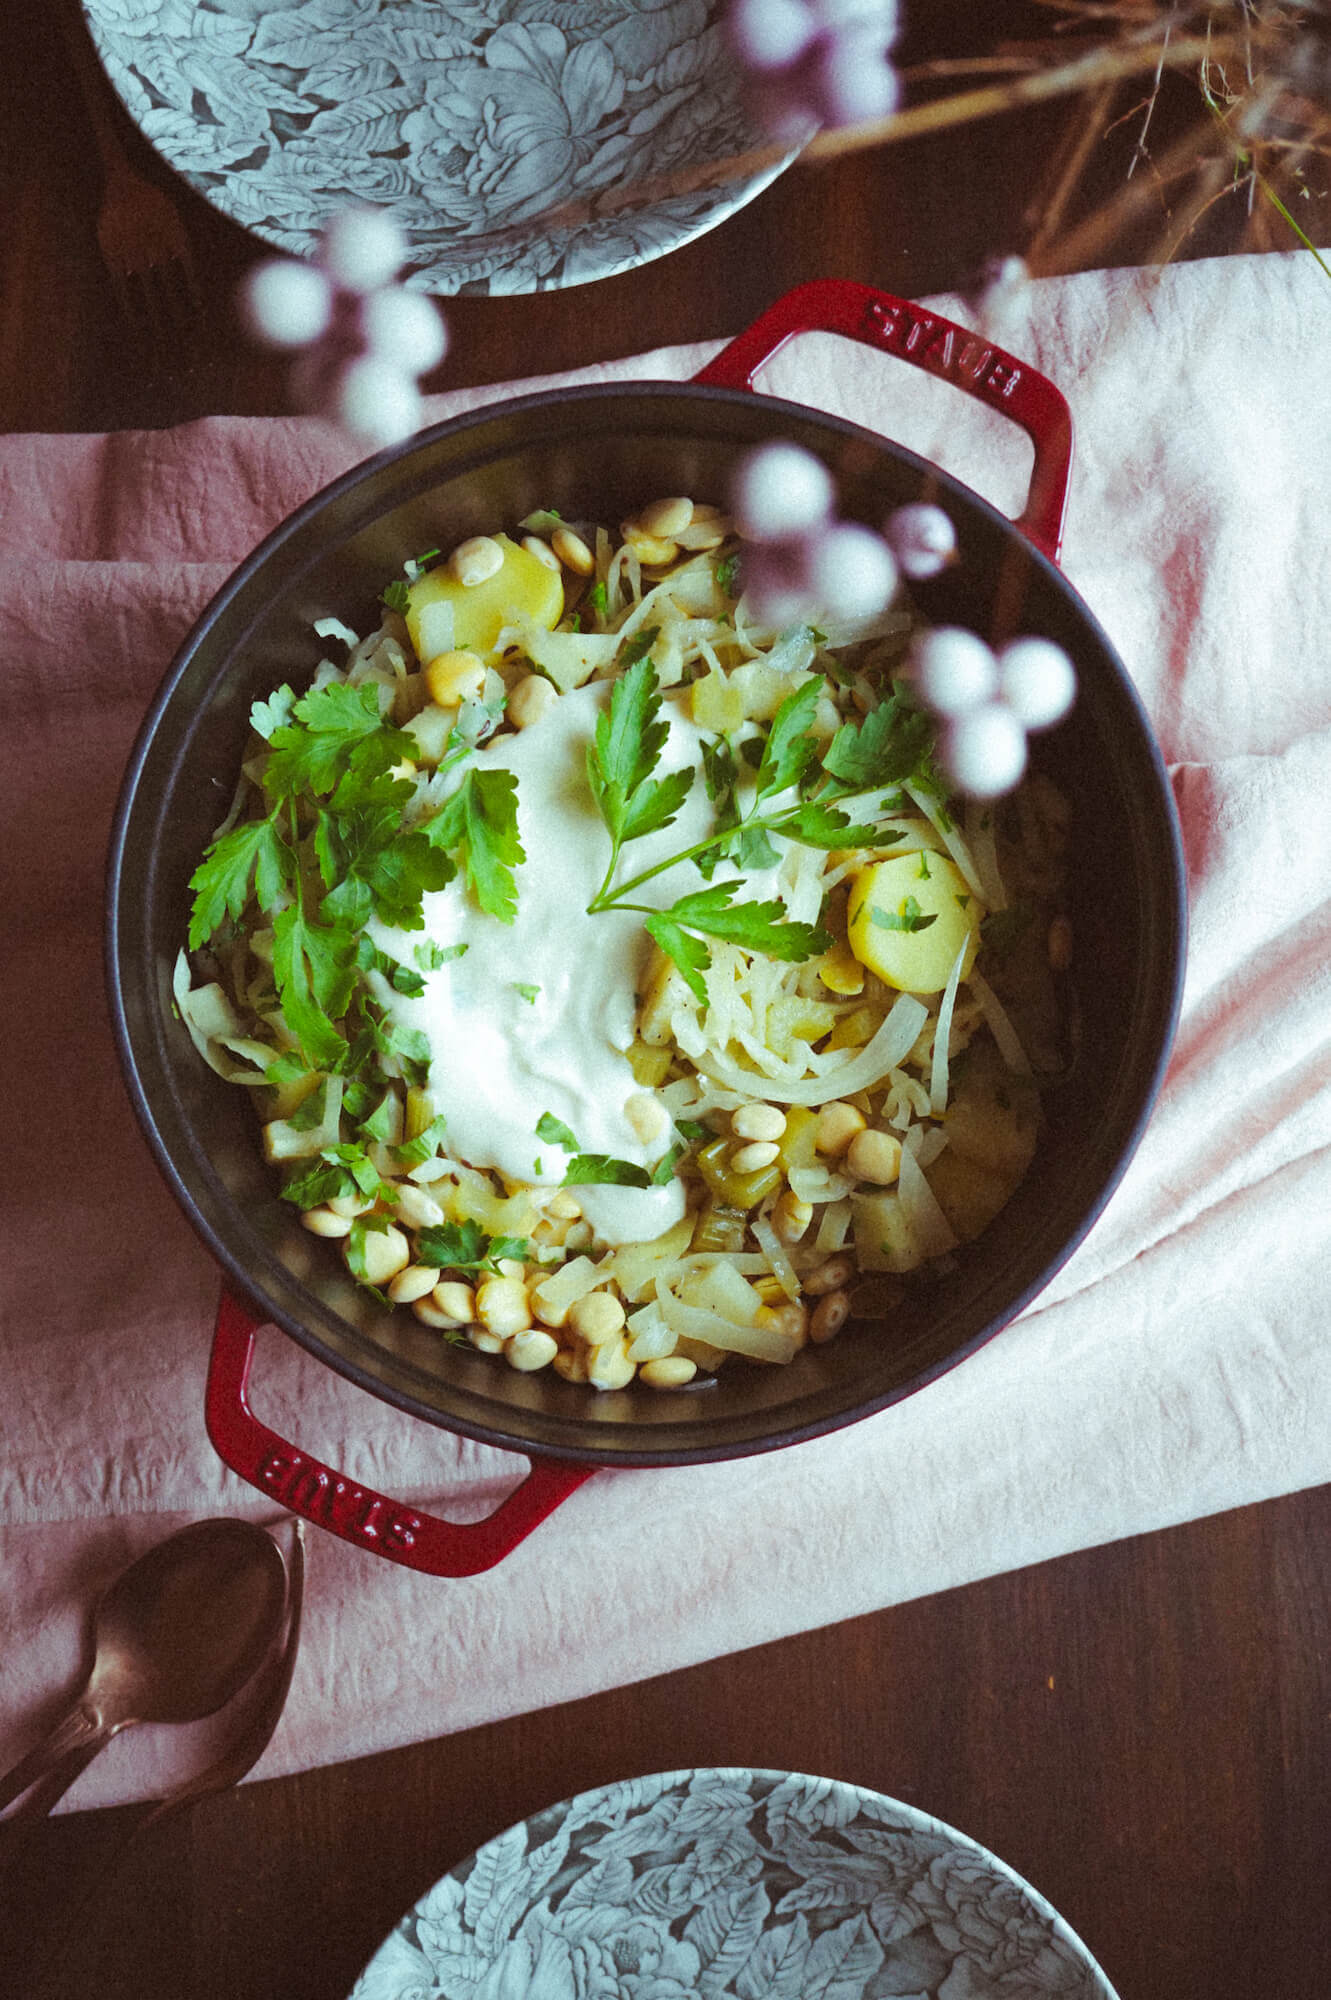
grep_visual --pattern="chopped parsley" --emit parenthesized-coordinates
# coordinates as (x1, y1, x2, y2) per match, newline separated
(187, 676, 520, 1072)
(582, 662, 933, 1003)
(871, 895, 937, 934)
(618, 623, 661, 669)
(421, 766, 524, 925)
(536, 1112, 580, 1151)
(415, 1218, 530, 1272)
(561, 1154, 653, 1189)
(414, 940, 467, 971)
(395, 1113, 449, 1169)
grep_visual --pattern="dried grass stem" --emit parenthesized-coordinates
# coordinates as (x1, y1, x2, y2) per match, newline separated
(508, 29, 1247, 244)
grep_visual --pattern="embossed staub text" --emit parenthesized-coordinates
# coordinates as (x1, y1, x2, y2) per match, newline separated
(259, 1450, 422, 1550)
(862, 296, 1022, 398)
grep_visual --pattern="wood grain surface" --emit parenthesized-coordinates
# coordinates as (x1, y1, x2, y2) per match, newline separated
(3, 3, 1329, 1996)
(4, 1494, 1331, 1999)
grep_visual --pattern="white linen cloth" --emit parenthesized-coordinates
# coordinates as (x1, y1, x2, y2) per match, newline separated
(2, 250, 1328, 1811)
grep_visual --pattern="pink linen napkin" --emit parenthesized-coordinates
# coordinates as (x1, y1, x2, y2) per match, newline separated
(2, 251, 1329, 1813)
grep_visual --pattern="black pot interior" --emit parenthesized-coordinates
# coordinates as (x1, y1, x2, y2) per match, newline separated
(107, 383, 1185, 1467)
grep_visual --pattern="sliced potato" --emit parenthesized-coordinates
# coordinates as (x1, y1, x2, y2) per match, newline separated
(823, 1003, 875, 1052)
(679, 1258, 765, 1326)
(818, 942, 864, 997)
(405, 534, 563, 661)
(444, 1175, 541, 1243)
(626, 1038, 673, 1088)
(606, 1213, 694, 1302)
(690, 668, 745, 733)
(927, 1038, 1041, 1238)
(851, 1189, 923, 1273)
(943, 1039, 1040, 1179)
(923, 1149, 1015, 1243)
(777, 1105, 818, 1174)
(638, 949, 692, 1045)
(731, 658, 814, 721)
(847, 850, 983, 994)
(766, 994, 838, 1059)
(403, 701, 458, 764)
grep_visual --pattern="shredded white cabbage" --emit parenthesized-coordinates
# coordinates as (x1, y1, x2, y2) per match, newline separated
(656, 1276, 799, 1364)
(898, 1136, 960, 1258)
(968, 969, 1032, 1075)
(965, 798, 1007, 911)
(814, 1199, 853, 1254)
(178, 498, 1069, 1395)
(789, 1165, 854, 1204)
(751, 1214, 802, 1300)
(173, 954, 275, 1085)
(929, 938, 970, 1116)
(498, 617, 618, 691)
(905, 782, 987, 902)
(699, 993, 929, 1106)
(313, 616, 360, 649)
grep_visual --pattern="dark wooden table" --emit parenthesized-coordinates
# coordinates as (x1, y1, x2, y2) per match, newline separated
(4, 6, 1330, 1997)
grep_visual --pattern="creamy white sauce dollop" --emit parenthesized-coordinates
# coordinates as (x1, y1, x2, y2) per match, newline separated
(371, 680, 784, 1245)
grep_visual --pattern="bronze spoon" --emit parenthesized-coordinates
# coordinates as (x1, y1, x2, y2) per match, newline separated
(0, 1517, 288, 1817)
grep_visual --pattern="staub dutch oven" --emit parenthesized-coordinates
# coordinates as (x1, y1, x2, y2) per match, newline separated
(107, 283, 1186, 1576)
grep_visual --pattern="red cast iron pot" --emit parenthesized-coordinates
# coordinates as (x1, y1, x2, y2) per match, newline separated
(106, 282, 1186, 1577)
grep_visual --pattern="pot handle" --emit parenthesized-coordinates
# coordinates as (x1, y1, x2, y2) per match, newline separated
(693, 279, 1072, 562)
(205, 1290, 594, 1576)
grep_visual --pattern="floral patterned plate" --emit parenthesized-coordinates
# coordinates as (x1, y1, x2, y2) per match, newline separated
(80, 0, 798, 296)
(347, 1766, 1120, 1998)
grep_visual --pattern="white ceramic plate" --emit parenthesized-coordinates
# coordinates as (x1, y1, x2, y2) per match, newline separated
(347, 1766, 1119, 1998)
(81, 1, 798, 296)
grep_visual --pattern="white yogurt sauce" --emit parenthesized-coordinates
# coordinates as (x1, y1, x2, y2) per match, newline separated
(372, 680, 784, 1245)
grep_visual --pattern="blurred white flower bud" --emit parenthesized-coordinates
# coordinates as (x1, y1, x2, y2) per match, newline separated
(740, 540, 814, 627)
(909, 627, 999, 717)
(727, 0, 816, 70)
(997, 638, 1077, 729)
(359, 287, 448, 375)
(805, 520, 897, 620)
(811, 29, 901, 125)
(320, 207, 408, 293)
(885, 502, 957, 579)
(241, 259, 333, 348)
(941, 703, 1028, 798)
(732, 443, 834, 542)
(332, 356, 423, 448)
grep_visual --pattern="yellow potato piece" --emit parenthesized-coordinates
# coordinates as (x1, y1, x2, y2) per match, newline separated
(690, 669, 745, 734)
(850, 1190, 921, 1273)
(931, 1038, 1040, 1239)
(405, 534, 563, 661)
(923, 1149, 1015, 1244)
(846, 850, 983, 994)
(943, 1039, 1040, 1179)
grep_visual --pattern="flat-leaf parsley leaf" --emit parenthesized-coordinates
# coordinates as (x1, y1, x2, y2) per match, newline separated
(424, 767, 524, 923)
(871, 894, 938, 934)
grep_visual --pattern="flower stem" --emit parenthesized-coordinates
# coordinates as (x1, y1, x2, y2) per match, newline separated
(587, 805, 800, 914)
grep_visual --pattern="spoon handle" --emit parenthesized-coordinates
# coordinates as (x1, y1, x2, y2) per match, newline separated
(0, 1739, 107, 1822)
(0, 1706, 106, 1817)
